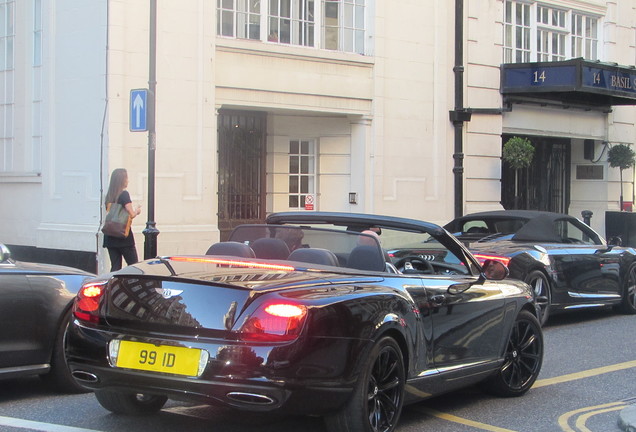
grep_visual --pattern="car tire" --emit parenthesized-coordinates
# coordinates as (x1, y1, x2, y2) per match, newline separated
(95, 390, 168, 415)
(41, 308, 90, 394)
(524, 270, 551, 326)
(480, 310, 543, 397)
(324, 336, 405, 432)
(619, 264, 636, 314)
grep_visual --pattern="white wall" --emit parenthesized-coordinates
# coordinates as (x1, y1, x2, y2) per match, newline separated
(0, 1, 107, 256)
(371, 1, 455, 225)
(104, 0, 217, 268)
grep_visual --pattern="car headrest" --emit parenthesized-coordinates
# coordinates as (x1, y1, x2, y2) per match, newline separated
(288, 248, 340, 267)
(347, 245, 386, 272)
(250, 238, 290, 259)
(205, 241, 256, 258)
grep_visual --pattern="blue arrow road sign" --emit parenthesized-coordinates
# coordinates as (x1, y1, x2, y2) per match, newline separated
(130, 89, 148, 132)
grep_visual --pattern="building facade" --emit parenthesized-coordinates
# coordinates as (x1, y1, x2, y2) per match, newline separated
(1, 0, 634, 273)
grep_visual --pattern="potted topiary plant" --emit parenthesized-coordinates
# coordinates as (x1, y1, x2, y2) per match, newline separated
(607, 143, 636, 210)
(503, 136, 534, 209)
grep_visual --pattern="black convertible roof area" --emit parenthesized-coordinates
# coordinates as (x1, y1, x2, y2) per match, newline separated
(267, 211, 447, 235)
(445, 210, 580, 243)
(447, 210, 569, 222)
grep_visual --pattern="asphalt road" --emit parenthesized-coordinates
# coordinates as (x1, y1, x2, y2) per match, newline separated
(0, 307, 634, 432)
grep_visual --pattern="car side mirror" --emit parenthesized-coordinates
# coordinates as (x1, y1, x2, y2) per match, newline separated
(481, 259, 509, 280)
(0, 244, 11, 263)
(608, 236, 622, 246)
(448, 282, 471, 295)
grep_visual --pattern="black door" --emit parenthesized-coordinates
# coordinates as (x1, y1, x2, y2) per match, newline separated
(217, 111, 266, 240)
(502, 136, 571, 213)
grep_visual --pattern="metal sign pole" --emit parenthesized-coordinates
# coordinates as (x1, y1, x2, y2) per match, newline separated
(143, 0, 159, 259)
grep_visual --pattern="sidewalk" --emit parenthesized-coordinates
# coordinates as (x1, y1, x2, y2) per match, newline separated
(618, 405, 636, 431)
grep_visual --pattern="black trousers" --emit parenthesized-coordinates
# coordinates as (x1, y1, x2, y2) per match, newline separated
(107, 246, 138, 272)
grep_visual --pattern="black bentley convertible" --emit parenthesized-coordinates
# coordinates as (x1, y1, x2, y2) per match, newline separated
(445, 210, 636, 325)
(66, 212, 543, 432)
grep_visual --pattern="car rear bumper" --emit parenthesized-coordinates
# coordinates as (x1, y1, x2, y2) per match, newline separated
(65, 320, 358, 415)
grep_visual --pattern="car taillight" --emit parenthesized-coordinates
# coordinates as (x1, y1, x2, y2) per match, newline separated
(73, 281, 108, 323)
(238, 302, 308, 342)
(473, 253, 511, 267)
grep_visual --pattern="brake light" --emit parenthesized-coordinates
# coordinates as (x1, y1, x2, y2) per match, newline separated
(169, 256, 295, 272)
(473, 253, 511, 267)
(73, 281, 108, 323)
(238, 302, 308, 342)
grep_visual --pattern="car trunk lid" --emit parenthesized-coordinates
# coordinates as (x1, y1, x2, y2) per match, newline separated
(101, 259, 346, 336)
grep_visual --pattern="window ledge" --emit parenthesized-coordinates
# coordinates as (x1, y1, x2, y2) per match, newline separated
(216, 37, 374, 66)
(0, 172, 43, 183)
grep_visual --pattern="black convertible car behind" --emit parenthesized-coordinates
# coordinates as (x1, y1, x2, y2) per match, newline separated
(445, 210, 636, 325)
(66, 212, 543, 432)
(1, 243, 93, 392)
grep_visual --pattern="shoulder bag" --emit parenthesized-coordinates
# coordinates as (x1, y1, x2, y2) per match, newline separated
(101, 203, 132, 238)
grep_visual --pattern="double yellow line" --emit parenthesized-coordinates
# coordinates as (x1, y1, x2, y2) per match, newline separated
(557, 401, 626, 432)
(418, 359, 636, 431)
(533, 359, 636, 389)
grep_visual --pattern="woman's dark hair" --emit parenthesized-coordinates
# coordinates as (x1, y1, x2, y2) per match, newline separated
(105, 168, 128, 205)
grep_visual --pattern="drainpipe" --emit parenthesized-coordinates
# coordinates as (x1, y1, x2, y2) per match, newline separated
(449, 0, 471, 219)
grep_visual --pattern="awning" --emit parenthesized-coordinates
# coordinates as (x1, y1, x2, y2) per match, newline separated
(501, 58, 636, 107)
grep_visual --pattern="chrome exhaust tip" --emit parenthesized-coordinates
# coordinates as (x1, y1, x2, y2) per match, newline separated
(226, 391, 276, 405)
(71, 370, 99, 383)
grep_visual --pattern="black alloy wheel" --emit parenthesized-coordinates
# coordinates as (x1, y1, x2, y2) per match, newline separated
(325, 337, 405, 432)
(42, 308, 90, 393)
(481, 310, 543, 397)
(619, 264, 636, 314)
(524, 270, 551, 326)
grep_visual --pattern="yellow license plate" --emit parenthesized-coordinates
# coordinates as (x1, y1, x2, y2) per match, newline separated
(115, 340, 204, 377)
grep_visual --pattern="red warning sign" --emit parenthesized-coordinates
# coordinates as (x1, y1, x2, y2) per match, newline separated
(304, 195, 314, 211)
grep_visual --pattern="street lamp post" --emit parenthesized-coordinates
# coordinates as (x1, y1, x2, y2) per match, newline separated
(143, 0, 159, 259)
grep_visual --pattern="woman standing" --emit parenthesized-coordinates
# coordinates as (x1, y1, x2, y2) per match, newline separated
(103, 168, 141, 271)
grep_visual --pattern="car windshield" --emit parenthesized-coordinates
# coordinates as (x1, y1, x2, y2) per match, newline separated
(455, 218, 526, 235)
(229, 225, 388, 271)
(228, 224, 477, 274)
(453, 215, 602, 245)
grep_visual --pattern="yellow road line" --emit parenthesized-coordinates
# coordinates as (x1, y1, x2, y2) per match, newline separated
(412, 360, 636, 432)
(534, 359, 636, 388)
(419, 407, 518, 432)
(575, 404, 626, 432)
(557, 402, 626, 432)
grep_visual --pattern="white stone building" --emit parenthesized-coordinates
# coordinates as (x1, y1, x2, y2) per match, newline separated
(1, 0, 635, 273)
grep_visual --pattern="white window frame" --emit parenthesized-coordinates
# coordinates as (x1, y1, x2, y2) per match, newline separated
(571, 12, 598, 59)
(32, 0, 41, 171)
(322, 0, 365, 54)
(288, 139, 316, 210)
(33, 0, 41, 66)
(216, 0, 368, 55)
(536, 5, 566, 61)
(504, 0, 531, 63)
(503, 1, 600, 64)
(0, 0, 15, 172)
(268, 0, 315, 46)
